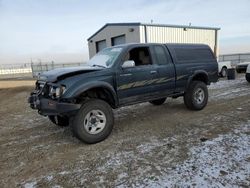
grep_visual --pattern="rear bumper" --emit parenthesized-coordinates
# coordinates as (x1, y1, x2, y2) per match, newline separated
(28, 93, 81, 116)
(236, 65, 247, 73)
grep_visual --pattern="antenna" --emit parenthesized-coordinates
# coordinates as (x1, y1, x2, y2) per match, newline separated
(151, 19, 153, 24)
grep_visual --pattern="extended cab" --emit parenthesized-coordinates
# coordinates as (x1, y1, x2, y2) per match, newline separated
(28, 43, 218, 143)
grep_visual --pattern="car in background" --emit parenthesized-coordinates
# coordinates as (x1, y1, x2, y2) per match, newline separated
(236, 62, 250, 73)
(246, 64, 250, 83)
(218, 61, 232, 77)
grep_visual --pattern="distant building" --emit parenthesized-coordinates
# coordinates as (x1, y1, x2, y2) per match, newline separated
(87, 22, 220, 58)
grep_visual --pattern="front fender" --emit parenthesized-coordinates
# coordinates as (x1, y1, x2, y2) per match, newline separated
(63, 81, 118, 106)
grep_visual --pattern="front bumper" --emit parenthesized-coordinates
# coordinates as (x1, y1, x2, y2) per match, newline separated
(28, 93, 81, 116)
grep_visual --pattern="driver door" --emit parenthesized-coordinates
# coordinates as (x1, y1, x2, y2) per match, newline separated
(116, 46, 157, 105)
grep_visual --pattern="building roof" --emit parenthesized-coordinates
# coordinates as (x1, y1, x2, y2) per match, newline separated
(87, 22, 220, 41)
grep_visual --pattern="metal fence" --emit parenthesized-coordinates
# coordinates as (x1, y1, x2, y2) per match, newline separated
(0, 62, 86, 79)
(31, 62, 86, 77)
(219, 53, 250, 66)
(1, 53, 250, 79)
(0, 64, 33, 79)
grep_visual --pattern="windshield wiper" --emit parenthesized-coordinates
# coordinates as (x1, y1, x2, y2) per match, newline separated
(92, 64, 107, 68)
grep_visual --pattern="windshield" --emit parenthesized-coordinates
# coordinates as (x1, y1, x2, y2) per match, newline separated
(87, 47, 123, 68)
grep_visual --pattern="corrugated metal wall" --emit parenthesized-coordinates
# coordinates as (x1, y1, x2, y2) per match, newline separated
(88, 24, 218, 58)
(88, 25, 141, 58)
(140, 26, 217, 55)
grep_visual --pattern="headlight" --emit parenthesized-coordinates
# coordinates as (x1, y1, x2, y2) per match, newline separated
(49, 85, 66, 99)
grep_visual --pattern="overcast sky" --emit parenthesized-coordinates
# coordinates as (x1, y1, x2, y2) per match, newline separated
(0, 0, 250, 64)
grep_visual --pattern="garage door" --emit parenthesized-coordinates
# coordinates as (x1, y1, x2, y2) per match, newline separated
(111, 35, 126, 46)
(96, 40, 107, 53)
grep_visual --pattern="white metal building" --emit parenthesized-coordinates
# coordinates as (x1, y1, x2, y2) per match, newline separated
(87, 22, 220, 58)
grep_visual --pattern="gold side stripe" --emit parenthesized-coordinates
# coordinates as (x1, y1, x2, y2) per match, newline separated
(118, 77, 175, 90)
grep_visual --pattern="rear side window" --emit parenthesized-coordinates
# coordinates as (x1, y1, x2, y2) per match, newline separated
(153, 45, 171, 65)
(174, 48, 214, 62)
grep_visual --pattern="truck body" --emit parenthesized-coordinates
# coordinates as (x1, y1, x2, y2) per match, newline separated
(29, 43, 218, 143)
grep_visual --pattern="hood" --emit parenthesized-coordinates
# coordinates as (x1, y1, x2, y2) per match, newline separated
(38, 66, 103, 82)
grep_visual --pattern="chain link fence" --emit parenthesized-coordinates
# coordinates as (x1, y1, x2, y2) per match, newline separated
(30, 62, 86, 77)
(1, 53, 250, 79)
(0, 63, 33, 80)
(0, 62, 86, 79)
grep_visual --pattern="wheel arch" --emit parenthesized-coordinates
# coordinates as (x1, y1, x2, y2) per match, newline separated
(185, 71, 209, 92)
(64, 81, 118, 108)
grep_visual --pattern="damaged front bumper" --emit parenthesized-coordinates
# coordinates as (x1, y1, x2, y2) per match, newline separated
(28, 92, 81, 116)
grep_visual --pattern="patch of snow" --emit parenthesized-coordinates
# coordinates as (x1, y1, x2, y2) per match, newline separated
(52, 185, 62, 188)
(210, 87, 250, 101)
(143, 123, 250, 187)
(24, 181, 37, 188)
(46, 175, 53, 181)
(209, 77, 246, 90)
(58, 171, 71, 175)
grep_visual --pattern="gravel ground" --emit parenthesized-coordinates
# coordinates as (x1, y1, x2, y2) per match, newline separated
(0, 75, 249, 187)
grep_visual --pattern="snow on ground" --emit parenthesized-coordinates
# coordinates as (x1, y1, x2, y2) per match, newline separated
(209, 76, 250, 101)
(93, 123, 250, 187)
(144, 122, 250, 187)
(209, 76, 247, 90)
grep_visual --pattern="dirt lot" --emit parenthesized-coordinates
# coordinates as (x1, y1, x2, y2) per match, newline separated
(0, 80, 35, 89)
(0, 75, 249, 187)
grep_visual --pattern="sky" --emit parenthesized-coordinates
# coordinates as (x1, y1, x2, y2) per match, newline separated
(0, 0, 250, 64)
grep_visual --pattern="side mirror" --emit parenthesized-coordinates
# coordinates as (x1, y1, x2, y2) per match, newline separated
(122, 60, 135, 68)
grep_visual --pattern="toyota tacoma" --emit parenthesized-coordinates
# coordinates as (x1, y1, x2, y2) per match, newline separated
(28, 43, 218, 144)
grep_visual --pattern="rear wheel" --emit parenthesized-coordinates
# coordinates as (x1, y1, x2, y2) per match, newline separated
(48, 115, 69, 127)
(184, 81, 208, 110)
(149, 98, 166, 105)
(71, 99, 114, 144)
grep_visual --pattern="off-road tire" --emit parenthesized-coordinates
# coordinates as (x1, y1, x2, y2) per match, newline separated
(149, 98, 166, 105)
(184, 81, 208, 110)
(71, 99, 114, 144)
(48, 115, 69, 127)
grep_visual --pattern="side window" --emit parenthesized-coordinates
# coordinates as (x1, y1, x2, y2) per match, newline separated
(153, 45, 171, 65)
(125, 47, 152, 66)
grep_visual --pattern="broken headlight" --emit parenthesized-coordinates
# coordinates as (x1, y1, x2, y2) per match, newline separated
(49, 85, 66, 99)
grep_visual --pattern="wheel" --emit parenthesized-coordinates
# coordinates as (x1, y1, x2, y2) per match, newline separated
(48, 115, 69, 127)
(246, 75, 250, 83)
(71, 99, 114, 144)
(149, 98, 166, 105)
(221, 67, 227, 77)
(184, 81, 208, 110)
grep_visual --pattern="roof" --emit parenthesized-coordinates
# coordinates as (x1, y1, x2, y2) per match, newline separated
(105, 43, 210, 50)
(87, 22, 220, 41)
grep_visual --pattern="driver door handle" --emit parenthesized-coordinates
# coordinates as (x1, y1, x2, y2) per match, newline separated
(120, 73, 132, 77)
(150, 70, 157, 74)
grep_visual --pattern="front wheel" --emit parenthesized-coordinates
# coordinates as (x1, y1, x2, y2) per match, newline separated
(184, 81, 208, 110)
(149, 98, 166, 105)
(71, 99, 114, 144)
